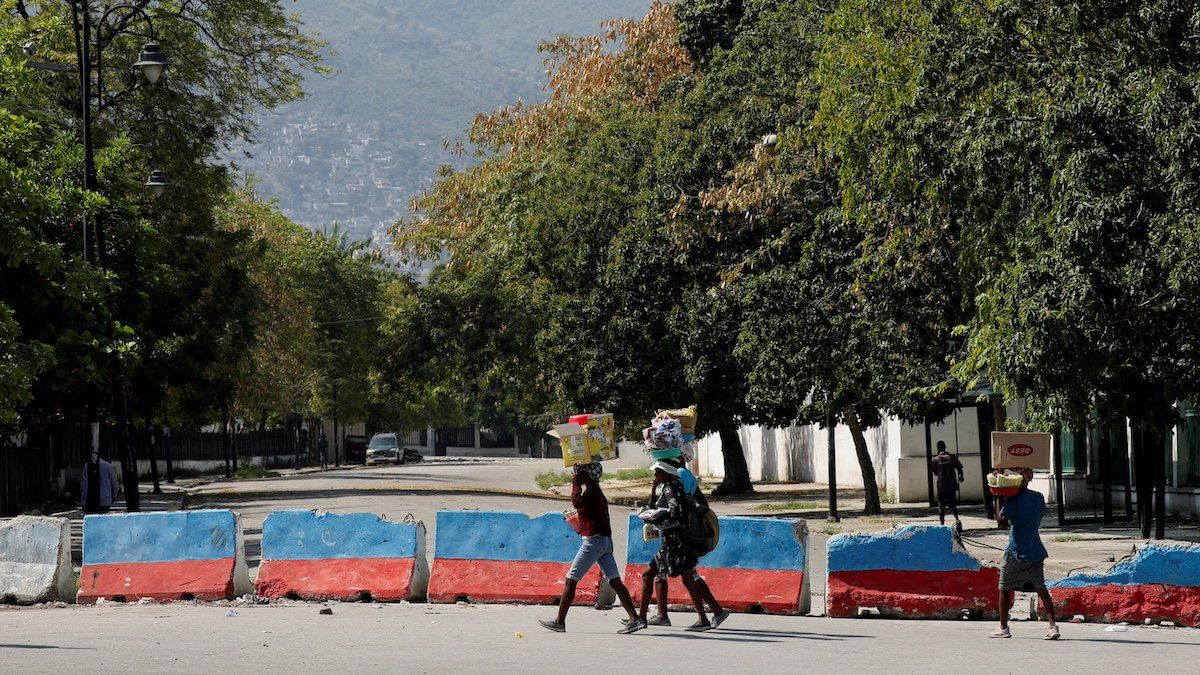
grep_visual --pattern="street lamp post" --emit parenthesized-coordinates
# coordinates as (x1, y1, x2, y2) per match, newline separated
(64, 1, 172, 511)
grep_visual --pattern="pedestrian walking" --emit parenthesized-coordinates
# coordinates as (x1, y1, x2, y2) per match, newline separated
(991, 467, 1060, 640)
(637, 456, 726, 628)
(932, 441, 965, 529)
(319, 434, 329, 469)
(79, 449, 119, 514)
(635, 461, 728, 632)
(539, 463, 645, 634)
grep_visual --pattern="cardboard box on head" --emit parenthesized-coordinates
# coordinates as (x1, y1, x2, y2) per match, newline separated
(991, 431, 1052, 470)
(548, 413, 617, 468)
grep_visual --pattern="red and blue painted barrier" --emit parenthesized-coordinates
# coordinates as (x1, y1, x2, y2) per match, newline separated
(1049, 543, 1200, 627)
(827, 525, 998, 619)
(254, 510, 429, 602)
(78, 510, 250, 603)
(622, 514, 810, 614)
(427, 511, 603, 605)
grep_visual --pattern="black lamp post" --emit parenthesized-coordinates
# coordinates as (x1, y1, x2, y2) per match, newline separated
(68, 2, 171, 511)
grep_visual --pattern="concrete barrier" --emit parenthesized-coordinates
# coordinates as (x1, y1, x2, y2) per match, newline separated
(827, 525, 998, 618)
(0, 516, 76, 604)
(255, 510, 429, 602)
(1049, 543, 1200, 627)
(427, 511, 604, 605)
(78, 509, 250, 603)
(623, 514, 810, 614)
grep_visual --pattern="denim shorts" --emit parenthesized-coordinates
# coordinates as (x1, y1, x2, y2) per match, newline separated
(566, 536, 620, 581)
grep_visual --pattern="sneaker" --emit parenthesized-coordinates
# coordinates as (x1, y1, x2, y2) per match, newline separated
(624, 616, 670, 627)
(1044, 625, 1060, 641)
(990, 627, 1011, 638)
(538, 619, 566, 633)
(594, 602, 614, 610)
(618, 619, 646, 634)
(685, 621, 713, 632)
(711, 609, 731, 629)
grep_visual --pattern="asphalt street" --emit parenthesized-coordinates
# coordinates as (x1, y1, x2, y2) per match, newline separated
(1, 602, 1195, 673)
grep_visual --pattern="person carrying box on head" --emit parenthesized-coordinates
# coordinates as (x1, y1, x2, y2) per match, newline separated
(539, 462, 645, 634)
(991, 467, 1060, 640)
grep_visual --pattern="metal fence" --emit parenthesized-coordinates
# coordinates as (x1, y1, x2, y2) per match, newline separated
(0, 446, 55, 516)
(52, 425, 294, 466)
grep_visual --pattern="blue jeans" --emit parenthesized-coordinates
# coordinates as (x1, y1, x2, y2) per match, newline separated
(566, 536, 620, 581)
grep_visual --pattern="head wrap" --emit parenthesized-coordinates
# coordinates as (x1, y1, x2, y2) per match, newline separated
(576, 462, 603, 483)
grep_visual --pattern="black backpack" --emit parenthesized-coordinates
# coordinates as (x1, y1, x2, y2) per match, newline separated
(683, 494, 720, 556)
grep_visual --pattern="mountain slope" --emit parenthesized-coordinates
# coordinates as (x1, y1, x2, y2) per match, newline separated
(240, 0, 655, 245)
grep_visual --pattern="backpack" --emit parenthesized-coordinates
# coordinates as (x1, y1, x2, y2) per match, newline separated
(684, 499, 720, 556)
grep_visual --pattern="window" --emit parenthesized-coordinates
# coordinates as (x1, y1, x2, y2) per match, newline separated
(1058, 430, 1087, 474)
(1181, 401, 1200, 487)
(1088, 422, 1130, 486)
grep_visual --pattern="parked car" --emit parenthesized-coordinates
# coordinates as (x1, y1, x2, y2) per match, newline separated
(366, 433, 402, 465)
(343, 434, 368, 464)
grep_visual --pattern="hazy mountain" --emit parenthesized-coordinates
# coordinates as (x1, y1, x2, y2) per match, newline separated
(238, 0, 654, 249)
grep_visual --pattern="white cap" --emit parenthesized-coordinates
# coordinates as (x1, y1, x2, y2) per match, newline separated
(651, 460, 678, 476)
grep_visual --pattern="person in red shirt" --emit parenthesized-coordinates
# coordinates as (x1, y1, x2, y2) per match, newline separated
(539, 463, 645, 634)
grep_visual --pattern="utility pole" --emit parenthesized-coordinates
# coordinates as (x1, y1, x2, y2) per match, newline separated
(827, 410, 839, 522)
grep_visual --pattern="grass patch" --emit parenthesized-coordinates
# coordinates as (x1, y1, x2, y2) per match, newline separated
(233, 466, 280, 479)
(535, 471, 572, 490)
(1053, 534, 1085, 543)
(754, 500, 825, 512)
(602, 468, 653, 481)
(820, 525, 843, 536)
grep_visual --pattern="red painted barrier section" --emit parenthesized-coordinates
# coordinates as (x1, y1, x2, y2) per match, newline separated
(623, 563, 805, 614)
(256, 558, 418, 602)
(78, 559, 238, 603)
(427, 559, 603, 605)
(827, 568, 1000, 619)
(1052, 584, 1200, 627)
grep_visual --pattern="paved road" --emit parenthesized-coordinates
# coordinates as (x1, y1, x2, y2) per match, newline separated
(1, 603, 1195, 673)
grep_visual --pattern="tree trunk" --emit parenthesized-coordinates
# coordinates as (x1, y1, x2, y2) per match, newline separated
(1132, 424, 1152, 538)
(144, 407, 161, 494)
(843, 405, 882, 515)
(711, 423, 753, 496)
(221, 402, 232, 479)
(991, 396, 1008, 432)
(161, 394, 174, 484)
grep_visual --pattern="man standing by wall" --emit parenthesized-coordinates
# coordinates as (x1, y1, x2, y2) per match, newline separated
(79, 449, 119, 514)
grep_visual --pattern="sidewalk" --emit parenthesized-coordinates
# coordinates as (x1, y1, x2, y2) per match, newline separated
(556, 476, 1200, 579)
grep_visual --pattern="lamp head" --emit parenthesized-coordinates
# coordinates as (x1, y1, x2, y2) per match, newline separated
(134, 42, 170, 84)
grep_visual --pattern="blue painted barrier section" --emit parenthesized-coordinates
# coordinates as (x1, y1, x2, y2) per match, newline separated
(434, 511, 581, 563)
(82, 510, 237, 565)
(1049, 544, 1200, 588)
(827, 525, 982, 573)
(260, 510, 419, 560)
(626, 514, 807, 570)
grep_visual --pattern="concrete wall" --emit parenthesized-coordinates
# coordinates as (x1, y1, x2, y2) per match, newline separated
(695, 407, 988, 503)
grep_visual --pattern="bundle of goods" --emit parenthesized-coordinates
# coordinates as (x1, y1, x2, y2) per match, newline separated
(648, 405, 698, 461)
(548, 413, 617, 467)
(986, 469, 1026, 496)
(643, 418, 683, 461)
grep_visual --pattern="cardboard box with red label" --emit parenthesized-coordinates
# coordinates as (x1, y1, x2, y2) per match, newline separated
(990, 431, 1052, 470)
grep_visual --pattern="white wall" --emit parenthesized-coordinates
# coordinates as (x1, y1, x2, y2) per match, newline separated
(695, 406, 991, 503)
(696, 419, 891, 487)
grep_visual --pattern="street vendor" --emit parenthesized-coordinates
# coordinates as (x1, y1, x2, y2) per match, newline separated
(991, 467, 1060, 640)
